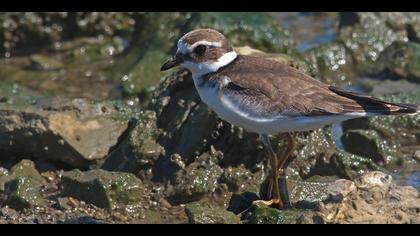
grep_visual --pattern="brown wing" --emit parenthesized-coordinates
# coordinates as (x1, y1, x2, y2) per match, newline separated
(212, 55, 418, 117)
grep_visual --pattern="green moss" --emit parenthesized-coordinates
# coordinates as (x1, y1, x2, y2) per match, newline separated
(4, 176, 45, 210)
(244, 202, 300, 224)
(61, 169, 144, 209)
(185, 202, 241, 224)
(187, 12, 294, 54)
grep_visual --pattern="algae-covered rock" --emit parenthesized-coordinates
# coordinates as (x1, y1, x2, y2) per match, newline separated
(4, 176, 45, 210)
(377, 41, 420, 81)
(227, 192, 259, 214)
(243, 202, 301, 224)
(186, 12, 294, 54)
(341, 129, 396, 164)
(219, 164, 265, 193)
(101, 109, 165, 180)
(61, 169, 144, 209)
(338, 12, 411, 74)
(0, 159, 43, 191)
(303, 42, 357, 86)
(29, 54, 65, 71)
(0, 160, 45, 210)
(185, 202, 241, 224)
(168, 153, 223, 205)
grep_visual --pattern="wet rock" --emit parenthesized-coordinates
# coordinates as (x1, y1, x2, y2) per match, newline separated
(167, 153, 223, 205)
(341, 129, 396, 164)
(0, 97, 130, 168)
(61, 169, 144, 209)
(0, 12, 138, 53)
(337, 12, 414, 74)
(0, 160, 45, 210)
(227, 192, 259, 214)
(101, 110, 165, 180)
(185, 202, 241, 224)
(414, 151, 420, 161)
(219, 165, 264, 193)
(243, 202, 302, 224)
(376, 41, 420, 81)
(186, 12, 294, 54)
(29, 54, 64, 71)
(354, 171, 392, 191)
(288, 176, 333, 208)
(315, 171, 420, 224)
(303, 42, 357, 86)
(0, 159, 43, 191)
(4, 176, 45, 210)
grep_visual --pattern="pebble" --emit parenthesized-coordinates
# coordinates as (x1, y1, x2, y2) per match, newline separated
(414, 150, 420, 161)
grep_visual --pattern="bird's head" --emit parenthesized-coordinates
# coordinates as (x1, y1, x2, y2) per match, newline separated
(160, 28, 237, 78)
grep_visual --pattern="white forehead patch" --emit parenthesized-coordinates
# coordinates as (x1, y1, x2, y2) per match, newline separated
(177, 39, 222, 54)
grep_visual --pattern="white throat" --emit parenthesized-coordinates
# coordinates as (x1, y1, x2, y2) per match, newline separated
(181, 51, 238, 79)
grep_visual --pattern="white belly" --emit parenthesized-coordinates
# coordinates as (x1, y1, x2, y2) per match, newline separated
(194, 79, 369, 135)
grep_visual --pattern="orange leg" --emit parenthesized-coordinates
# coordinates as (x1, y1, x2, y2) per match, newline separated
(254, 133, 296, 209)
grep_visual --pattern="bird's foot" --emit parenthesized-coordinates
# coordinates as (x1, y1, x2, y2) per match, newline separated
(252, 198, 284, 209)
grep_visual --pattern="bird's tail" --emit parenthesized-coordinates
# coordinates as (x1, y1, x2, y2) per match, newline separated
(329, 86, 420, 116)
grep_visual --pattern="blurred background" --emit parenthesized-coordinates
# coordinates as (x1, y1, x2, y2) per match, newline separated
(0, 12, 419, 223)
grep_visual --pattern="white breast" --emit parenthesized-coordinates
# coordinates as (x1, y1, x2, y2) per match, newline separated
(193, 78, 371, 135)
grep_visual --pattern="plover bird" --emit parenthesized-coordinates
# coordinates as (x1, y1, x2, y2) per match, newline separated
(161, 28, 419, 208)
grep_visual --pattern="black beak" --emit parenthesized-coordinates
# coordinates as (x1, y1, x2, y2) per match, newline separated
(160, 53, 183, 71)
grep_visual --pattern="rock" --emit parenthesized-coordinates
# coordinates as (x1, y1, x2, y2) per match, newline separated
(337, 12, 413, 74)
(101, 110, 165, 181)
(326, 179, 356, 202)
(219, 165, 264, 193)
(287, 176, 333, 207)
(303, 42, 357, 86)
(0, 97, 130, 168)
(4, 176, 45, 210)
(0, 167, 7, 177)
(186, 12, 294, 54)
(167, 153, 223, 205)
(61, 169, 144, 209)
(0, 160, 45, 210)
(316, 171, 420, 224)
(29, 54, 64, 71)
(0, 159, 44, 191)
(414, 151, 420, 161)
(185, 202, 241, 224)
(243, 202, 302, 224)
(354, 171, 392, 191)
(227, 192, 259, 214)
(377, 41, 420, 81)
(341, 129, 396, 164)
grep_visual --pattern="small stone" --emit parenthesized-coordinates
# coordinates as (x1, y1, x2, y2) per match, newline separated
(244, 202, 299, 224)
(185, 202, 241, 224)
(326, 179, 356, 202)
(61, 169, 144, 209)
(414, 150, 420, 161)
(159, 198, 172, 209)
(4, 176, 45, 210)
(227, 192, 258, 214)
(355, 171, 392, 190)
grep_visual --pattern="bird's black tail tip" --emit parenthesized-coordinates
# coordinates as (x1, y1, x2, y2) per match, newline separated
(391, 103, 420, 115)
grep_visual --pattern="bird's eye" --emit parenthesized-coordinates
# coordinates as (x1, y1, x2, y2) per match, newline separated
(193, 45, 207, 56)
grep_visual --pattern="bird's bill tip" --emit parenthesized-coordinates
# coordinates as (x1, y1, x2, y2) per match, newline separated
(160, 55, 183, 71)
